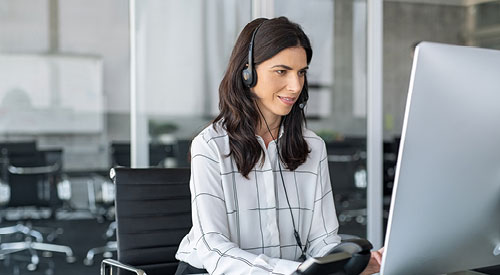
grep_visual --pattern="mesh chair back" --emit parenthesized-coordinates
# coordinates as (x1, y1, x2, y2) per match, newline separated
(112, 168, 192, 275)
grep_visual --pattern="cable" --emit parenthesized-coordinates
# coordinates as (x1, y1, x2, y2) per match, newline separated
(256, 105, 307, 261)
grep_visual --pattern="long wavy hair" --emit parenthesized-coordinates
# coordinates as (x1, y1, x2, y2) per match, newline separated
(213, 17, 312, 178)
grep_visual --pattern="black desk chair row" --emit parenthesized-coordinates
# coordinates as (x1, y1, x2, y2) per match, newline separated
(326, 137, 402, 227)
(100, 168, 372, 275)
(82, 172, 117, 266)
(326, 141, 367, 227)
(0, 142, 75, 271)
(111, 140, 192, 168)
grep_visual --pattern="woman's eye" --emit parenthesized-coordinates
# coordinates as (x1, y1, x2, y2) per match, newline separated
(298, 70, 307, 77)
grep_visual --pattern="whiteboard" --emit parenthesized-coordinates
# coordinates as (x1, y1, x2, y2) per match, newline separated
(0, 54, 104, 134)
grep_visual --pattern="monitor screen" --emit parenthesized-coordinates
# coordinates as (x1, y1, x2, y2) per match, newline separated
(381, 42, 500, 275)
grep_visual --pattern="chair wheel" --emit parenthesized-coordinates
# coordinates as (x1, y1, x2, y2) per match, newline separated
(83, 258, 93, 266)
(103, 251, 113, 258)
(356, 216, 365, 224)
(27, 263, 37, 271)
(66, 256, 76, 263)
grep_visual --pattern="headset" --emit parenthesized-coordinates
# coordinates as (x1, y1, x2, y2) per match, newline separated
(242, 21, 264, 88)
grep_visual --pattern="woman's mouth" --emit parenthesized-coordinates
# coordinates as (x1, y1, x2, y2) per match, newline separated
(278, 96, 296, 106)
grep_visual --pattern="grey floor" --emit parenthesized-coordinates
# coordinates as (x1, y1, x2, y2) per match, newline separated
(0, 219, 114, 275)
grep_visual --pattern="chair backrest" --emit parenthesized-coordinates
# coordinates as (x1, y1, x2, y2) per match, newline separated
(0, 142, 62, 208)
(0, 141, 37, 154)
(174, 139, 192, 168)
(111, 167, 191, 275)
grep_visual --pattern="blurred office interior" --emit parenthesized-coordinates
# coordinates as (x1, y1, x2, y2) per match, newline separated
(0, 0, 499, 274)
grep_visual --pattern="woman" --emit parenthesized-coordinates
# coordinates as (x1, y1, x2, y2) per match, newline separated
(175, 17, 382, 275)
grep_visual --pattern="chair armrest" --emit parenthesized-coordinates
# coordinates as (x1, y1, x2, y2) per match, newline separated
(8, 163, 60, 175)
(100, 259, 147, 275)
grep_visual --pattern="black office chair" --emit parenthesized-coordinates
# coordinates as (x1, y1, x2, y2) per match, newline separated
(0, 143, 75, 271)
(101, 167, 192, 275)
(100, 168, 375, 275)
(85, 143, 181, 267)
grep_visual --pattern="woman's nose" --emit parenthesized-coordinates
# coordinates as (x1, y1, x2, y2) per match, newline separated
(287, 74, 302, 93)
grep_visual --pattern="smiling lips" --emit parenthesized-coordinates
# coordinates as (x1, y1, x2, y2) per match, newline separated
(278, 96, 297, 106)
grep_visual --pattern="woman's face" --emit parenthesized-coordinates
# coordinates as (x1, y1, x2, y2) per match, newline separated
(252, 47, 308, 123)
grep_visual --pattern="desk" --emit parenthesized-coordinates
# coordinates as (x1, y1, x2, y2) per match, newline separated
(449, 271, 488, 275)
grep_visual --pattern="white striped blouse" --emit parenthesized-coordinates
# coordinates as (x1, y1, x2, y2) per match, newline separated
(175, 122, 340, 275)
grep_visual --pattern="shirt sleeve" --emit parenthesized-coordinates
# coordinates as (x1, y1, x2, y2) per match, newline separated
(305, 141, 341, 257)
(189, 133, 301, 275)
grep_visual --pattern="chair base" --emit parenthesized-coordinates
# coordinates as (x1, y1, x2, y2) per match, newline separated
(0, 240, 76, 271)
(0, 224, 43, 242)
(84, 241, 117, 266)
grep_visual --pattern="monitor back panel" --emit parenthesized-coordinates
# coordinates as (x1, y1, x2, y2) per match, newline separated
(381, 42, 500, 275)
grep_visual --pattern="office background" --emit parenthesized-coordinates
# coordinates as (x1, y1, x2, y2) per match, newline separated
(0, 0, 499, 274)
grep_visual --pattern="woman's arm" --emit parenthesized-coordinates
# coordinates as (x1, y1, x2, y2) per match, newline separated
(189, 133, 301, 275)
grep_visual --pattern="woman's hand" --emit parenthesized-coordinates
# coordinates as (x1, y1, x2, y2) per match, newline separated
(360, 247, 384, 275)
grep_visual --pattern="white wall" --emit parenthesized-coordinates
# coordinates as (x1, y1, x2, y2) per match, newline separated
(0, 0, 49, 53)
(137, 0, 251, 117)
(59, 0, 130, 113)
(0, 0, 130, 114)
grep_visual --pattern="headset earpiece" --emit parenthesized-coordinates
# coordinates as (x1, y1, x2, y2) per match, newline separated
(242, 65, 256, 88)
(242, 21, 265, 88)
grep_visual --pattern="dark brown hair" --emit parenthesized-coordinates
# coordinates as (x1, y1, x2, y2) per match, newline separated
(214, 16, 312, 178)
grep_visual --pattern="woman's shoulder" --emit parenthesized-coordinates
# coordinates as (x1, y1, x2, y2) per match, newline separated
(192, 122, 228, 148)
(302, 128, 326, 147)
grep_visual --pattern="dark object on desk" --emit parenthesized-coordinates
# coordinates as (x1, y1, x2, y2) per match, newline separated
(294, 238, 372, 275)
(101, 167, 191, 275)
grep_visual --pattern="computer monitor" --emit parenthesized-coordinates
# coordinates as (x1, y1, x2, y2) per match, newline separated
(381, 42, 500, 275)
